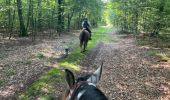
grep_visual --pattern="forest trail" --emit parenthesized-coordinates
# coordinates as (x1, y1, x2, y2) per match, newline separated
(80, 32, 170, 100)
(0, 30, 170, 99)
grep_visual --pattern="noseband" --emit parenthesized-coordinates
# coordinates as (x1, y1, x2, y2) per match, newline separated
(68, 81, 96, 100)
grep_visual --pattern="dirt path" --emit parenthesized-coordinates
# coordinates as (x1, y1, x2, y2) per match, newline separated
(81, 32, 170, 100)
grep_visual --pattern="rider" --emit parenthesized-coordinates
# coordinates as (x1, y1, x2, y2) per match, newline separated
(82, 18, 92, 40)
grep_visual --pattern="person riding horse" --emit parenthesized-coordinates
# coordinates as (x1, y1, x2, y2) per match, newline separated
(82, 18, 92, 40)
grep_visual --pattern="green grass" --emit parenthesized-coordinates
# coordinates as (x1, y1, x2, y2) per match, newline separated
(19, 26, 113, 100)
(36, 52, 45, 59)
(146, 50, 157, 57)
(5, 69, 15, 76)
(19, 69, 63, 100)
(161, 27, 170, 34)
(156, 53, 170, 62)
(0, 80, 5, 87)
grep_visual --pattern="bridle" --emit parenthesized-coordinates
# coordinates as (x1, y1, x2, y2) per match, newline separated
(68, 81, 88, 100)
(68, 81, 96, 100)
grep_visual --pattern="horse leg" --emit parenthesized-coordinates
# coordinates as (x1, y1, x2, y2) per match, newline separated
(80, 42, 83, 53)
(83, 42, 86, 52)
(83, 41, 88, 52)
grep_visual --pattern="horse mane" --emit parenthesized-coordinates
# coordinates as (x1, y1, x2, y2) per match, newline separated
(79, 85, 107, 100)
(67, 82, 107, 100)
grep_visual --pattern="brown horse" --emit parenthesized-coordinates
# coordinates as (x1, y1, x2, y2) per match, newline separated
(79, 29, 90, 53)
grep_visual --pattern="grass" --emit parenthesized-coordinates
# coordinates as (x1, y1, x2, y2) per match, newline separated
(19, 69, 63, 100)
(146, 50, 157, 57)
(0, 80, 5, 87)
(19, 26, 113, 100)
(156, 53, 170, 62)
(5, 69, 16, 76)
(36, 52, 45, 59)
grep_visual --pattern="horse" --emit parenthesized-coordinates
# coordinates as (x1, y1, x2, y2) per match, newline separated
(79, 29, 90, 53)
(62, 63, 108, 100)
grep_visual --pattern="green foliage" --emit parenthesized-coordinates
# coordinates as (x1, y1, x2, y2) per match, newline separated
(0, 0, 104, 37)
(104, 0, 170, 35)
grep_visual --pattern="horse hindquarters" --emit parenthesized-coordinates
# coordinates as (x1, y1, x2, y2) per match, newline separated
(79, 30, 89, 52)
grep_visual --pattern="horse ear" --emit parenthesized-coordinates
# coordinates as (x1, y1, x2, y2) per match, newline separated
(87, 62, 103, 84)
(65, 69, 75, 89)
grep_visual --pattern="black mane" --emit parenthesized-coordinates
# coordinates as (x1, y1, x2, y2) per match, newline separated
(76, 74, 91, 83)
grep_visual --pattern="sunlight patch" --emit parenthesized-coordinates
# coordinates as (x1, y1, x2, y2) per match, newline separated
(59, 62, 80, 71)
(156, 53, 170, 62)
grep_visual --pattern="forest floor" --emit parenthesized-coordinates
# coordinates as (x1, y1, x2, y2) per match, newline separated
(81, 32, 170, 100)
(0, 28, 170, 100)
(0, 31, 80, 99)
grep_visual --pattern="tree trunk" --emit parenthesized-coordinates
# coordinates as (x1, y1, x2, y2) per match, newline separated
(6, 0, 11, 33)
(26, 0, 32, 31)
(37, 0, 42, 30)
(16, 0, 27, 36)
(57, 0, 64, 34)
(9, 5, 16, 39)
(67, 10, 74, 31)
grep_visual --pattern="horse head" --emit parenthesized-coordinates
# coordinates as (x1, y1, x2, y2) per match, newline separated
(63, 63, 107, 100)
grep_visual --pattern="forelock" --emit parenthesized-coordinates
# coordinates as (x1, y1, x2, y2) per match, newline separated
(76, 74, 91, 83)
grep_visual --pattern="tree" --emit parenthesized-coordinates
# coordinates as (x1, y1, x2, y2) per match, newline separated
(104, 0, 170, 35)
(0, 0, 104, 39)
(57, 0, 64, 34)
(16, 0, 27, 36)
